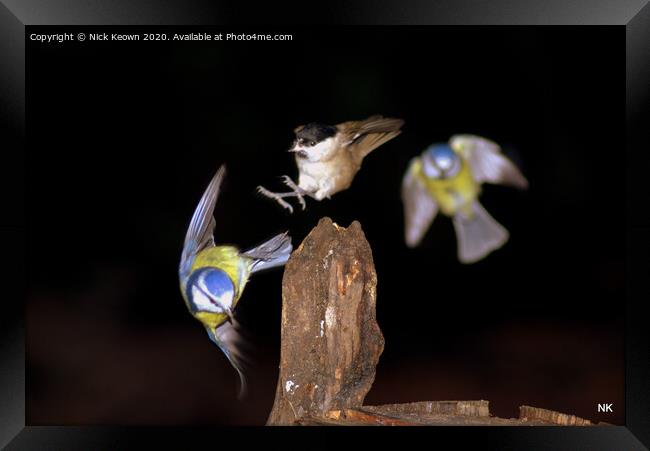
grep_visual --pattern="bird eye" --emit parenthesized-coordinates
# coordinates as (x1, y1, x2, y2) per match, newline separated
(310, 141, 316, 146)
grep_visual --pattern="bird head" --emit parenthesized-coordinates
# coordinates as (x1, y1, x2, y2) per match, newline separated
(289, 122, 338, 161)
(422, 144, 461, 179)
(185, 267, 236, 321)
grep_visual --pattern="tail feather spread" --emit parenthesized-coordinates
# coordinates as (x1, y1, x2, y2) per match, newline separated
(452, 200, 509, 264)
(242, 232, 293, 273)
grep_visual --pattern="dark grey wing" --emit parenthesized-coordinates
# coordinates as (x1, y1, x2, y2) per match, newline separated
(242, 232, 293, 274)
(180, 165, 226, 273)
(450, 135, 528, 189)
(402, 159, 439, 247)
(338, 115, 404, 162)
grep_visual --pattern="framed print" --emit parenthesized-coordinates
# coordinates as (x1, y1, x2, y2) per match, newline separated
(1, 1, 649, 449)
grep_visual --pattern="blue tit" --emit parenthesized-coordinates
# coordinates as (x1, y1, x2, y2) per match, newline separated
(402, 135, 528, 263)
(257, 115, 404, 212)
(179, 165, 293, 398)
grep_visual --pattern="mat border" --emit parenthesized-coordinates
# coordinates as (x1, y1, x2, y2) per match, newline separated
(1, 1, 648, 449)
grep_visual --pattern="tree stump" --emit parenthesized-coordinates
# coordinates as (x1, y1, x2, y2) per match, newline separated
(267, 217, 384, 425)
(267, 217, 608, 427)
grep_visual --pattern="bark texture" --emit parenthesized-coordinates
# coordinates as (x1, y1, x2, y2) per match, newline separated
(267, 217, 606, 427)
(297, 402, 605, 426)
(267, 217, 384, 425)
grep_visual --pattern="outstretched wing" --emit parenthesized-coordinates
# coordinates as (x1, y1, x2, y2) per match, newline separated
(242, 231, 293, 274)
(338, 115, 404, 162)
(450, 135, 528, 189)
(180, 165, 226, 275)
(402, 159, 439, 248)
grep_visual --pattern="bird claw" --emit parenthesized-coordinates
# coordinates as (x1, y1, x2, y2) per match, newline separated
(257, 186, 295, 214)
(281, 176, 306, 210)
(278, 199, 295, 214)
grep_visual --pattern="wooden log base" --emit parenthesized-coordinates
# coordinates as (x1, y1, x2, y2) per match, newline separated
(297, 401, 607, 426)
(267, 217, 609, 427)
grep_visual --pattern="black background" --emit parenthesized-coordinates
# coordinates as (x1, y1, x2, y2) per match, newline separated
(26, 26, 625, 425)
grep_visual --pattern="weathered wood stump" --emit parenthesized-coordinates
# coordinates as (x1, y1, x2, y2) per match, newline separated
(267, 217, 384, 425)
(267, 217, 607, 426)
(296, 402, 606, 426)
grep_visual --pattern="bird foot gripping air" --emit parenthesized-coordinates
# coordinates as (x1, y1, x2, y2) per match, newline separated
(256, 186, 298, 213)
(256, 176, 307, 214)
(281, 176, 308, 210)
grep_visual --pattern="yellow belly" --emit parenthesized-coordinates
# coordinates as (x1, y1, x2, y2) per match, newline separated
(414, 158, 480, 217)
(195, 310, 228, 330)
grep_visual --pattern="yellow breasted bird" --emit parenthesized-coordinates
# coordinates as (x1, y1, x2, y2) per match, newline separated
(402, 135, 528, 263)
(179, 165, 292, 398)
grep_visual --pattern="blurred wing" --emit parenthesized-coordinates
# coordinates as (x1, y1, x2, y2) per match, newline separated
(402, 159, 438, 247)
(242, 231, 293, 273)
(338, 115, 404, 162)
(211, 319, 250, 399)
(450, 135, 528, 189)
(180, 165, 226, 273)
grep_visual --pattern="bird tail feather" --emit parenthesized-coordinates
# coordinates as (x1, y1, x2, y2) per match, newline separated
(452, 200, 509, 264)
(242, 232, 293, 274)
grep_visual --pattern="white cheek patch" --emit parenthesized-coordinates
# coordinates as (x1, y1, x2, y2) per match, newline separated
(191, 285, 225, 313)
(189, 268, 235, 313)
(437, 156, 453, 170)
(305, 137, 335, 161)
(423, 157, 441, 178)
(198, 274, 233, 310)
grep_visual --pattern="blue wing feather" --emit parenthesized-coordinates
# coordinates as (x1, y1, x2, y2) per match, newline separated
(179, 165, 226, 277)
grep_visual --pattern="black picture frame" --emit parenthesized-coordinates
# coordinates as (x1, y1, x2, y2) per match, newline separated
(1, 1, 648, 449)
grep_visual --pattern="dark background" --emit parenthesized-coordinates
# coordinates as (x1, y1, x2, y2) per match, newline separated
(26, 26, 625, 425)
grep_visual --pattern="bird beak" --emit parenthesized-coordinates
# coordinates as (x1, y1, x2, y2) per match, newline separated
(289, 138, 308, 153)
(225, 308, 235, 324)
(288, 146, 308, 159)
